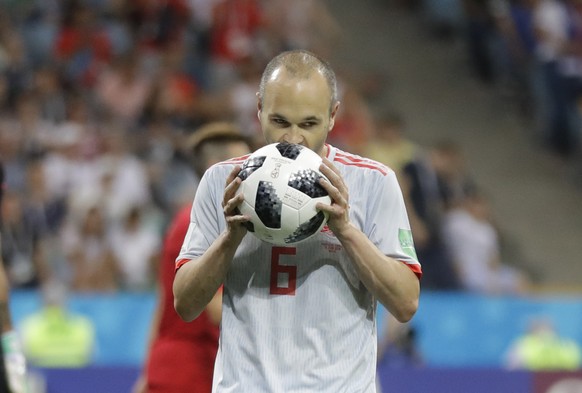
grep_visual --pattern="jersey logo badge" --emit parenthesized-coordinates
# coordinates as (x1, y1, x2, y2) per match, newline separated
(398, 228, 418, 262)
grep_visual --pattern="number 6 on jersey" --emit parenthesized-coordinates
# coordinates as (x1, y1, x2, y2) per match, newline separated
(270, 247, 297, 295)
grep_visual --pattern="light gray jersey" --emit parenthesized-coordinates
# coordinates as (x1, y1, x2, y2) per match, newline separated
(178, 145, 421, 393)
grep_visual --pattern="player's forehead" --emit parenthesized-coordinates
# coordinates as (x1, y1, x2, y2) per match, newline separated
(262, 71, 332, 120)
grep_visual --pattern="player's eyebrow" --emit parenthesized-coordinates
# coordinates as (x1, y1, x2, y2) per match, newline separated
(269, 114, 321, 123)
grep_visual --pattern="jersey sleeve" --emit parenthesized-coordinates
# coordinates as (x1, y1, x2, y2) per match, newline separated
(176, 167, 224, 269)
(366, 171, 422, 278)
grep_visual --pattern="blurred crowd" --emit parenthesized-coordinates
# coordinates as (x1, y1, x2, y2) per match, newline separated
(418, 0, 582, 160)
(0, 0, 542, 304)
(0, 0, 344, 294)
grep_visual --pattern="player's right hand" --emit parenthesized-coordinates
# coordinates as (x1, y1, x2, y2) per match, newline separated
(222, 166, 250, 242)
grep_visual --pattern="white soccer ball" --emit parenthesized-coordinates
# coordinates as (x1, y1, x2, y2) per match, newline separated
(237, 142, 332, 245)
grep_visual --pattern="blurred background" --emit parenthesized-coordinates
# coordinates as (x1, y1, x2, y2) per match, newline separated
(1, 0, 581, 392)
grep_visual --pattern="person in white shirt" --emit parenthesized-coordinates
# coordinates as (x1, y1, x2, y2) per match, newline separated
(173, 50, 421, 393)
(442, 190, 529, 294)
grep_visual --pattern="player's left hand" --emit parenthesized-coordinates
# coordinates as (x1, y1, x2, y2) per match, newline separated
(317, 157, 352, 237)
(222, 165, 250, 243)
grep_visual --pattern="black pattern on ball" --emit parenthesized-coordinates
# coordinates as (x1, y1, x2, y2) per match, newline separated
(238, 156, 266, 181)
(288, 169, 328, 198)
(284, 211, 326, 243)
(242, 221, 255, 232)
(276, 143, 303, 160)
(255, 181, 282, 228)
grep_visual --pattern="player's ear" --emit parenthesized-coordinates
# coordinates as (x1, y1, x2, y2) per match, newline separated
(328, 101, 340, 132)
(256, 92, 262, 120)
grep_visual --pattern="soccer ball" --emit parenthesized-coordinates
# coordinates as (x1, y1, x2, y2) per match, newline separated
(237, 142, 332, 245)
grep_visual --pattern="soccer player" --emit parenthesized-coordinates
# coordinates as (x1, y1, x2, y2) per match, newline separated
(173, 50, 421, 392)
(133, 123, 253, 393)
(0, 162, 28, 393)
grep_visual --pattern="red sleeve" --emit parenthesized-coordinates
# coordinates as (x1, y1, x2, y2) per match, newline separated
(175, 258, 191, 271)
(402, 261, 422, 280)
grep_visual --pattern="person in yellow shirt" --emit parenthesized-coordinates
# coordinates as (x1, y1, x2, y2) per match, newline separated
(21, 282, 95, 368)
(364, 111, 418, 175)
(505, 317, 581, 371)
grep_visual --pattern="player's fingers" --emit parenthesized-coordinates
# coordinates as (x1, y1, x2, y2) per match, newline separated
(226, 214, 250, 225)
(223, 193, 244, 215)
(223, 177, 242, 207)
(316, 201, 346, 220)
(319, 165, 344, 194)
(321, 157, 341, 175)
(225, 165, 242, 186)
(319, 159, 348, 196)
(319, 177, 348, 207)
(223, 165, 242, 200)
(315, 201, 333, 214)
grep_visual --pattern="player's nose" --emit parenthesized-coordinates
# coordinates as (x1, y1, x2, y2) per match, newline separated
(283, 127, 304, 145)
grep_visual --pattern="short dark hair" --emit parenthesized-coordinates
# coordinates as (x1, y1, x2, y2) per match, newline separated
(186, 122, 253, 178)
(258, 50, 339, 109)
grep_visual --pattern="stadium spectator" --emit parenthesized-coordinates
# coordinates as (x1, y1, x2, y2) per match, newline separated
(40, 122, 100, 205)
(94, 130, 152, 225)
(0, 160, 29, 393)
(0, 189, 49, 290)
(223, 57, 264, 143)
(0, 124, 27, 193)
(0, 18, 32, 108)
(490, 0, 538, 118)
(364, 111, 419, 174)
(441, 189, 530, 294)
(428, 140, 477, 211)
(110, 206, 161, 292)
(12, 91, 55, 156)
(95, 51, 153, 127)
(53, 1, 112, 88)
(531, 0, 573, 156)
(20, 281, 95, 368)
(61, 196, 119, 293)
(505, 317, 581, 370)
(140, 119, 199, 216)
(262, 0, 341, 58)
(208, 0, 265, 91)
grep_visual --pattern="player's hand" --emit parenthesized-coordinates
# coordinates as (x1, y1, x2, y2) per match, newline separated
(317, 157, 352, 237)
(222, 165, 250, 243)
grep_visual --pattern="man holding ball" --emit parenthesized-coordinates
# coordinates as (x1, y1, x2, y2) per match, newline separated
(174, 50, 421, 392)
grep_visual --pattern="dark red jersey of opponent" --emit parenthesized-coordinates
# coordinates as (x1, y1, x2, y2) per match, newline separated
(145, 205, 219, 393)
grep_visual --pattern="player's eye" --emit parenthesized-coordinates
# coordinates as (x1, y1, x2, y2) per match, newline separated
(301, 122, 317, 129)
(271, 118, 289, 127)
